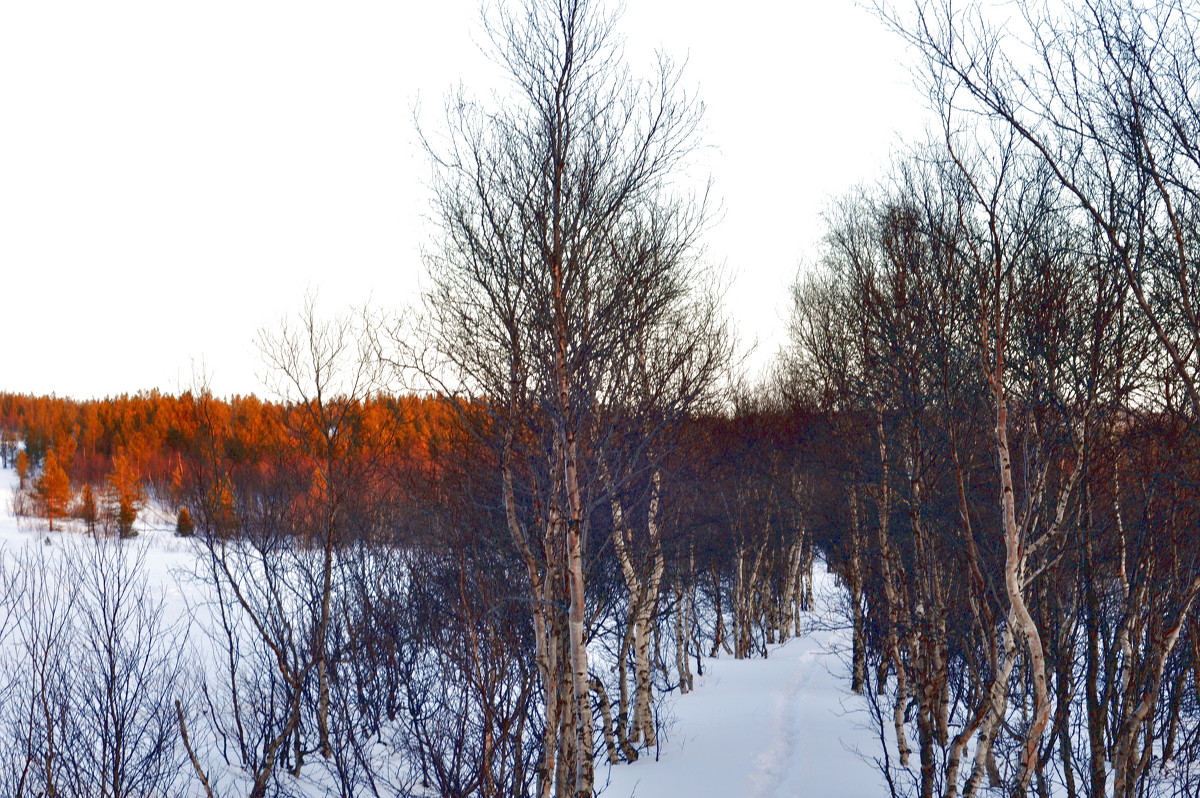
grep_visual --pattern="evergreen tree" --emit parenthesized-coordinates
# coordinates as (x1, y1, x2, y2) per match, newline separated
(79, 483, 98, 534)
(35, 450, 71, 531)
(207, 475, 238, 537)
(106, 450, 144, 539)
(175, 506, 194, 537)
(117, 497, 138, 538)
(15, 450, 28, 490)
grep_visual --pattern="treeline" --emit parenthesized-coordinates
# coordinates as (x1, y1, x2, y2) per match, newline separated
(0, 390, 457, 485)
(0, 390, 458, 532)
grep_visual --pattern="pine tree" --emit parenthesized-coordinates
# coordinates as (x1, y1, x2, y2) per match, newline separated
(35, 450, 71, 532)
(208, 475, 238, 537)
(117, 496, 138, 538)
(175, 506, 194, 537)
(106, 450, 144, 539)
(15, 450, 28, 490)
(79, 483, 98, 534)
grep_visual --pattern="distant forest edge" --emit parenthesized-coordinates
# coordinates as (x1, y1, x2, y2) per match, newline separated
(0, 386, 819, 552)
(0, 389, 465, 529)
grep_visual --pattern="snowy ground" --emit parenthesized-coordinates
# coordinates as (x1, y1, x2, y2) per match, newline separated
(0, 470, 197, 625)
(601, 577, 884, 798)
(1, 468, 885, 797)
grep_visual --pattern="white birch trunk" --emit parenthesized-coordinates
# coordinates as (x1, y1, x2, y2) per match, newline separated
(994, 383, 1051, 794)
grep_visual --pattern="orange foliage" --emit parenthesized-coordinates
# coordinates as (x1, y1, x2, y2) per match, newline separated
(35, 450, 71, 531)
(0, 390, 467, 539)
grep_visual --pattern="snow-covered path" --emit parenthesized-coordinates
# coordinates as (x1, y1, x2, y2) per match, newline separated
(602, 583, 883, 798)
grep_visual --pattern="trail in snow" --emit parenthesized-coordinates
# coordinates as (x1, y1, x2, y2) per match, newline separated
(746, 644, 808, 796)
(602, 573, 883, 798)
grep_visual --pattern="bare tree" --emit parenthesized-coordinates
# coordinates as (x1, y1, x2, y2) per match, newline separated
(880, 0, 1200, 421)
(0, 544, 73, 798)
(784, 135, 1150, 796)
(256, 294, 387, 760)
(873, 3, 1200, 794)
(418, 0, 715, 793)
(0, 541, 188, 798)
(59, 541, 189, 798)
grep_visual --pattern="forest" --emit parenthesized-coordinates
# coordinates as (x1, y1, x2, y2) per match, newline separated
(4, 0, 1200, 796)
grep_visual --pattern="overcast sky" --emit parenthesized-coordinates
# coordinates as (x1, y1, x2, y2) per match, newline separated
(1, 0, 928, 400)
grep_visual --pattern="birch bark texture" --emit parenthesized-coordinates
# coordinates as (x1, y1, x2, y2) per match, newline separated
(420, 0, 712, 794)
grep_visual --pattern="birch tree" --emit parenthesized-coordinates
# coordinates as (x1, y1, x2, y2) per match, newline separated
(787, 143, 1126, 795)
(256, 295, 386, 761)
(420, 0, 712, 792)
(882, 0, 1200, 420)
(875, 3, 1200, 793)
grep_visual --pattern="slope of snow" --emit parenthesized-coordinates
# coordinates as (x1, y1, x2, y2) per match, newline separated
(1, 467, 884, 796)
(601, 574, 883, 798)
(0, 470, 196, 623)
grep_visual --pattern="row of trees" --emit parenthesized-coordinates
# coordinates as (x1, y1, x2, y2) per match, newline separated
(778, 2, 1200, 796)
(0, 388, 457, 501)
(788, 158, 1200, 797)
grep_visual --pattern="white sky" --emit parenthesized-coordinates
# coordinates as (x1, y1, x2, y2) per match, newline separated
(0, 0, 928, 400)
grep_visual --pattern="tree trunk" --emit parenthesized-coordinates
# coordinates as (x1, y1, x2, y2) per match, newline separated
(993, 363, 1051, 794)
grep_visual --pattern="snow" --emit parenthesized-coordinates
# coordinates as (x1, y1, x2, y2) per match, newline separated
(0, 466, 885, 797)
(0, 469, 198, 627)
(601, 574, 883, 798)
